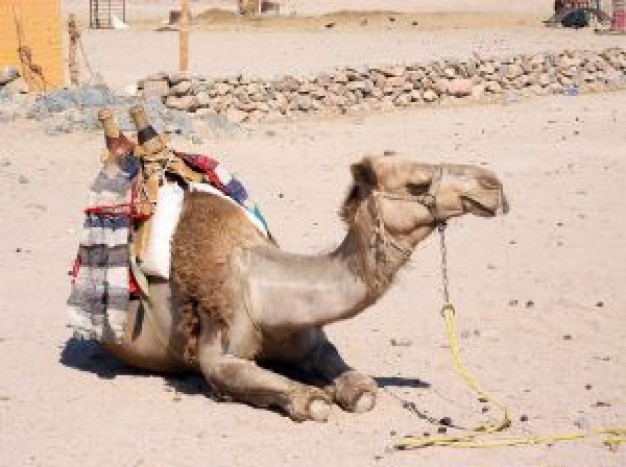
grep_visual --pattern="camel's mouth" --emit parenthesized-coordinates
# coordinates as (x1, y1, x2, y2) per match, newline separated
(461, 190, 509, 217)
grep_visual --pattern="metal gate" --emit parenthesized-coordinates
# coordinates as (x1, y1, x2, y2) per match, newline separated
(89, 0, 127, 29)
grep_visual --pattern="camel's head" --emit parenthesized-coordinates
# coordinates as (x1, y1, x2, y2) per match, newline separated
(342, 154, 508, 239)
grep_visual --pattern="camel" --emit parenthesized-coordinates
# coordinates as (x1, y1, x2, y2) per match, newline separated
(97, 115, 508, 422)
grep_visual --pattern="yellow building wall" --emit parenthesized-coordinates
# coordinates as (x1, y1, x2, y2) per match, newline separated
(0, 0, 63, 90)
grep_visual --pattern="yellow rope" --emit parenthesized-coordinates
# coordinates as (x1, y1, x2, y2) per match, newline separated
(396, 303, 626, 451)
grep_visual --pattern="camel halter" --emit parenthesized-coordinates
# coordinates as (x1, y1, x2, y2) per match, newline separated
(370, 165, 446, 260)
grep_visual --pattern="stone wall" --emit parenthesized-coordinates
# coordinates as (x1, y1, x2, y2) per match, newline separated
(139, 47, 626, 123)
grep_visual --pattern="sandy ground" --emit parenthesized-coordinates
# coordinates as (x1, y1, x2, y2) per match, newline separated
(2, 1, 626, 466)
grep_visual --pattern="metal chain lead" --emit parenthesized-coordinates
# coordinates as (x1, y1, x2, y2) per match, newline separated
(437, 222, 450, 304)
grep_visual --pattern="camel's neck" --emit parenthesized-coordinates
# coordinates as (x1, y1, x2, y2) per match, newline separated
(245, 201, 434, 334)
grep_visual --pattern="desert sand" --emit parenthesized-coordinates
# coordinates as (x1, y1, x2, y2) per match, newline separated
(1, 1, 625, 466)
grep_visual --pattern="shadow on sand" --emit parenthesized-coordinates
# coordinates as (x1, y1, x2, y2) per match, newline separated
(59, 337, 206, 395)
(374, 376, 430, 389)
(60, 338, 430, 398)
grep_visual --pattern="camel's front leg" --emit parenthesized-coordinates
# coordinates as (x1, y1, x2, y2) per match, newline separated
(196, 339, 332, 422)
(300, 330, 378, 413)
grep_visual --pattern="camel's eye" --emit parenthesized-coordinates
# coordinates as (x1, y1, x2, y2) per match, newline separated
(406, 182, 430, 196)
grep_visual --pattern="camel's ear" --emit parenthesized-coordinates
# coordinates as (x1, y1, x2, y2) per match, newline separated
(351, 159, 377, 187)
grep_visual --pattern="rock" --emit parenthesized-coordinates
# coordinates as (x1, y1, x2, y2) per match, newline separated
(165, 95, 198, 112)
(0, 66, 19, 85)
(560, 54, 581, 68)
(409, 89, 422, 101)
(370, 87, 383, 99)
(296, 95, 314, 111)
(482, 62, 496, 75)
(278, 76, 302, 92)
(371, 66, 405, 77)
(169, 71, 192, 85)
(235, 100, 256, 112)
(332, 70, 349, 84)
(531, 54, 545, 67)
(485, 81, 503, 93)
(195, 91, 211, 107)
(214, 82, 232, 96)
(582, 72, 596, 83)
(558, 75, 573, 87)
(385, 76, 408, 89)
(225, 107, 248, 123)
(253, 101, 270, 112)
(560, 67, 577, 78)
(443, 67, 456, 79)
(447, 78, 473, 97)
(270, 93, 288, 112)
(422, 90, 438, 102)
(439, 417, 453, 426)
(346, 80, 367, 91)
(433, 79, 449, 95)
(170, 80, 192, 96)
(538, 73, 552, 87)
(245, 82, 264, 95)
(316, 74, 333, 88)
(2, 77, 28, 94)
(471, 84, 486, 98)
(246, 110, 266, 123)
(393, 92, 411, 106)
(142, 78, 169, 99)
(298, 81, 315, 94)
(507, 64, 523, 79)
(309, 86, 327, 99)
(520, 61, 534, 75)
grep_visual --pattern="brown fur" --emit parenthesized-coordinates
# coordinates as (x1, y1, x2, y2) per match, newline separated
(171, 192, 265, 363)
(338, 158, 406, 294)
(337, 187, 398, 298)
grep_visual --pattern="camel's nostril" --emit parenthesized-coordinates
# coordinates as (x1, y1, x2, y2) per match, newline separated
(478, 174, 501, 191)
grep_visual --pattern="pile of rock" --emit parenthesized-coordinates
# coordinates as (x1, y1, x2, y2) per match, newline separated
(0, 82, 238, 138)
(138, 47, 626, 123)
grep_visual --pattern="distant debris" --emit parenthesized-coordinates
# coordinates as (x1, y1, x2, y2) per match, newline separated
(111, 15, 130, 30)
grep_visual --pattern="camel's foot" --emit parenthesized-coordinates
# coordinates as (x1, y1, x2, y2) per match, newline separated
(287, 387, 333, 422)
(334, 370, 378, 413)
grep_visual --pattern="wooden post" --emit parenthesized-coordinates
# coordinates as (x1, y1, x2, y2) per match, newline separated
(98, 108, 134, 165)
(68, 14, 80, 86)
(239, 0, 261, 17)
(179, 0, 189, 71)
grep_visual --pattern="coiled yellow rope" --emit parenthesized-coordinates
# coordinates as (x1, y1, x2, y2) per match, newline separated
(395, 303, 626, 451)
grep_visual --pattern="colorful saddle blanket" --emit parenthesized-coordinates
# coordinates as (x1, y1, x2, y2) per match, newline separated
(67, 152, 267, 341)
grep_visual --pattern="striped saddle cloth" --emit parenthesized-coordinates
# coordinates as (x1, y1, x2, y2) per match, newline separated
(66, 151, 267, 342)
